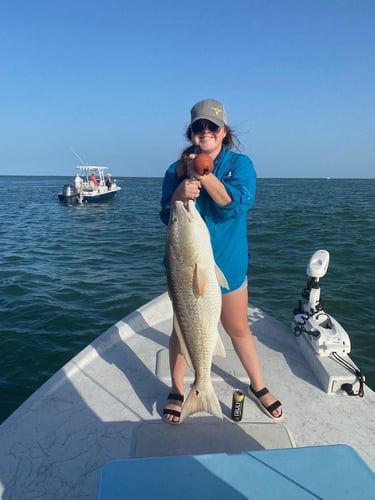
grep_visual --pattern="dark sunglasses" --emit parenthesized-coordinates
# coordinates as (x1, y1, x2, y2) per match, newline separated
(191, 120, 220, 135)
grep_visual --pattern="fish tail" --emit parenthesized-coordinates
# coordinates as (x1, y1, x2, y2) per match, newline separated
(180, 382, 223, 423)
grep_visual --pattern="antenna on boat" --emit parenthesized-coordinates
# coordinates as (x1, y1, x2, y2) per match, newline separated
(69, 147, 87, 166)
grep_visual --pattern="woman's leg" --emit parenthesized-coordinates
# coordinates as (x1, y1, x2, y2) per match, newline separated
(221, 287, 283, 418)
(163, 324, 187, 423)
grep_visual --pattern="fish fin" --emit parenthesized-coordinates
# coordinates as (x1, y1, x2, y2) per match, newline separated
(173, 315, 193, 368)
(194, 263, 208, 297)
(213, 333, 226, 358)
(215, 265, 229, 290)
(180, 382, 223, 422)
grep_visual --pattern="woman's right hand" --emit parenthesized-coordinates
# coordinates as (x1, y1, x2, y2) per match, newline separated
(174, 178, 201, 202)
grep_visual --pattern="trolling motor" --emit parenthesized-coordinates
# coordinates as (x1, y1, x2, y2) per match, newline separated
(293, 249, 351, 356)
(292, 250, 364, 396)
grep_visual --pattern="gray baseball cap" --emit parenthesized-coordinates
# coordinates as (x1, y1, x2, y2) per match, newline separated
(190, 99, 227, 127)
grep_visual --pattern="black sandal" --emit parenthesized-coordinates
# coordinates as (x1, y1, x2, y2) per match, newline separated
(248, 385, 284, 421)
(163, 392, 184, 425)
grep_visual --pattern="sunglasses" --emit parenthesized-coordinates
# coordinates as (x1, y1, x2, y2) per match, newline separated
(191, 120, 220, 135)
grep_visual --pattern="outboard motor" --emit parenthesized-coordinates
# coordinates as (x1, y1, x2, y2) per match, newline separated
(62, 184, 79, 205)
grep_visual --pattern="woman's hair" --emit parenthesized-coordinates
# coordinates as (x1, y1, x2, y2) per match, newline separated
(176, 124, 241, 178)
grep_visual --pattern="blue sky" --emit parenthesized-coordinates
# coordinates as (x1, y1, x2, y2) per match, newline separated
(1, 0, 374, 178)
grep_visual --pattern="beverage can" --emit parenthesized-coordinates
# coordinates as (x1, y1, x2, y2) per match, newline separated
(231, 389, 244, 422)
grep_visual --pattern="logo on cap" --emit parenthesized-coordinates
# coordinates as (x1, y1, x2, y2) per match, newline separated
(211, 107, 223, 116)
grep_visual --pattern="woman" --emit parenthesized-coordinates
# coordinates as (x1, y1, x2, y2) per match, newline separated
(160, 99, 283, 424)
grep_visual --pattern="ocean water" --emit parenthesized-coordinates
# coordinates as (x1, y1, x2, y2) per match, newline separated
(0, 176, 374, 423)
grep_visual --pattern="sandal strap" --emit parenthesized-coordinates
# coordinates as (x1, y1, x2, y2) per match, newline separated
(266, 400, 282, 414)
(163, 408, 181, 418)
(167, 392, 184, 403)
(250, 385, 269, 398)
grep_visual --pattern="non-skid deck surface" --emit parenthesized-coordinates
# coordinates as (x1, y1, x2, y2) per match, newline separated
(131, 419, 294, 458)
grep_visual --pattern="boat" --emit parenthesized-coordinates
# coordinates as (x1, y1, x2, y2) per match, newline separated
(0, 250, 374, 499)
(58, 166, 121, 204)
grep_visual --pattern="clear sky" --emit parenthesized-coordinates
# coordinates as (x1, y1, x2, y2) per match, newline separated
(1, 0, 374, 178)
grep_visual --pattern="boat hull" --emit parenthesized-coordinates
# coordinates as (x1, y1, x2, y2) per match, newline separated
(82, 189, 120, 203)
(58, 187, 121, 204)
(0, 293, 374, 499)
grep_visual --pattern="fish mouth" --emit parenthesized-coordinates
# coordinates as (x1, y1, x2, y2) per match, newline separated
(174, 200, 195, 222)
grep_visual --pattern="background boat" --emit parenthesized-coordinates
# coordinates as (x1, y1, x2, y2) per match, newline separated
(58, 166, 121, 204)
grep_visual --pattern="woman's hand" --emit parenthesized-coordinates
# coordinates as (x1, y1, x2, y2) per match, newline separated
(172, 177, 201, 203)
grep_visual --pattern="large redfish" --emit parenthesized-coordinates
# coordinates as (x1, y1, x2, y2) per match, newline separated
(166, 199, 228, 422)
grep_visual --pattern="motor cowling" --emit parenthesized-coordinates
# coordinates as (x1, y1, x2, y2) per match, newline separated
(62, 184, 78, 204)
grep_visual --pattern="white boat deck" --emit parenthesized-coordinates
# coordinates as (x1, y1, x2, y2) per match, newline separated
(0, 293, 374, 499)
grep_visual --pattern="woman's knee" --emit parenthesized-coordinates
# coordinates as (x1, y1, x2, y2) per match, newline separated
(231, 327, 252, 341)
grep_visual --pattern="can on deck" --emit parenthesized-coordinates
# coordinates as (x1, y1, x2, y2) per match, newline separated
(231, 389, 244, 422)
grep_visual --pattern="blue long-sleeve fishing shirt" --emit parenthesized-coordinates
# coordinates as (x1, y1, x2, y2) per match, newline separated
(160, 147, 257, 293)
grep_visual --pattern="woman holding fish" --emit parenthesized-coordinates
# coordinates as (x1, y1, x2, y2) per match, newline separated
(160, 99, 283, 424)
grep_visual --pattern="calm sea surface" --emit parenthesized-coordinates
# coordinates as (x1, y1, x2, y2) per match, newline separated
(0, 176, 374, 423)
